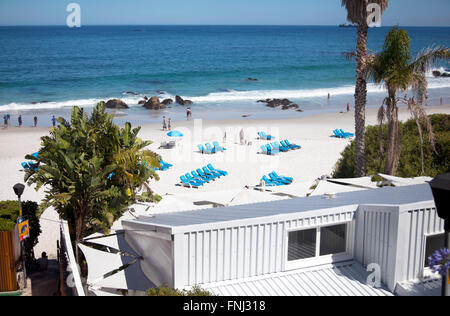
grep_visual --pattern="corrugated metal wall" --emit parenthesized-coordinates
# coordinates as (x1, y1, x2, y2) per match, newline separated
(178, 209, 356, 287)
(400, 207, 444, 282)
(355, 202, 444, 292)
(0, 229, 18, 292)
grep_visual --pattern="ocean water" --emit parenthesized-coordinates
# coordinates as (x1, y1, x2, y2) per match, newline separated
(0, 25, 449, 125)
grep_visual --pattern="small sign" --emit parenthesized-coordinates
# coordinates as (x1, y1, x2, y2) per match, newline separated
(18, 216, 30, 241)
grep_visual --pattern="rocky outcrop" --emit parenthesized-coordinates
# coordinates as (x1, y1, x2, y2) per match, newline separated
(162, 98, 173, 105)
(247, 77, 258, 81)
(105, 99, 129, 109)
(282, 104, 299, 110)
(143, 96, 165, 110)
(175, 95, 193, 106)
(433, 70, 450, 77)
(257, 98, 302, 111)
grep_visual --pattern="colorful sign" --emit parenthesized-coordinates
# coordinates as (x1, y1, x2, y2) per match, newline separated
(17, 216, 30, 241)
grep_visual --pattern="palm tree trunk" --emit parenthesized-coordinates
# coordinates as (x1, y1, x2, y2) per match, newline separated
(354, 23, 369, 177)
(415, 119, 425, 175)
(384, 92, 401, 175)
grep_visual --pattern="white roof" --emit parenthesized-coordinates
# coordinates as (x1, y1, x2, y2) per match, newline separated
(149, 195, 207, 214)
(261, 181, 315, 198)
(310, 180, 367, 196)
(199, 261, 393, 296)
(328, 177, 378, 189)
(378, 173, 432, 187)
(228, 188, 288, 206)
(395, 277, 441, 296)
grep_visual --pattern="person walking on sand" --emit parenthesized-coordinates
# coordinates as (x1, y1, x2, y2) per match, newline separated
(34, 116, 38, 127)
(3, 115, 8, 128)
(347, 103, 350, 112)
(168, 118, 172, 131)
(51, 115, 56, 127)
(162, 116, 167, 131)
(18, 115, 22, 128)
(328, 93, 331, 100)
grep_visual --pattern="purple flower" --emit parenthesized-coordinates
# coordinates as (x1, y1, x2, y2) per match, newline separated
(428, 248, 450, 276)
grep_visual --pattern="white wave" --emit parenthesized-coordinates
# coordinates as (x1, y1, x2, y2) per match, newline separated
(186, 81, 450, 103)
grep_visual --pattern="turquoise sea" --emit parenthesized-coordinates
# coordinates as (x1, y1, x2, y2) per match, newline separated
(0, 25, 449, 125)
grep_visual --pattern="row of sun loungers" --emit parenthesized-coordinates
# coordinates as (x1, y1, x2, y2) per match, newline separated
(180, 164, 228, 188)
(198, 142, 226, 154)
(258, 131, 274, 140)
(260, 171, 294, 186)
(333, 129, 355, 139)
(260, 140, 301, 155)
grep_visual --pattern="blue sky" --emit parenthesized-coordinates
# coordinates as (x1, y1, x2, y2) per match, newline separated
(0, 0, 449, 26)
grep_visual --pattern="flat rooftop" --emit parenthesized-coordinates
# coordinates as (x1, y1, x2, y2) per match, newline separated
(123, 184, 434, 231)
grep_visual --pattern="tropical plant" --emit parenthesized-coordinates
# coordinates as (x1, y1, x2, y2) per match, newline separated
(366, 27, 450, 175)
(24, 103, 160, 261)
(333, 114, 450, 178)
(341, 0, 389, 177)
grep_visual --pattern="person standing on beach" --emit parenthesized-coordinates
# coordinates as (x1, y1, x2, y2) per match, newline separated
(328, 93, 331, 100)
(34, 116, 38, 127)
(168, 118, 172, 131)
(187, 107, 192, 120)
(18, 115, 22, 128)
(347, 103, 350, 112)
(3, 115, 8, 128)
(51, 115, 56, 127)
(162, 116, 167, 131)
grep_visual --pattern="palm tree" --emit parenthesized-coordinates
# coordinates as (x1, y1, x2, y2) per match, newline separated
(341, 0, 389, 177)
(367, 27, 449, 175)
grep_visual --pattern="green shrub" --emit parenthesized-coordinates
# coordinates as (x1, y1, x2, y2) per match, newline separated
(147, 285, 215, 296)
(333, 114, 450, 178)
(0, 201, 20, 231)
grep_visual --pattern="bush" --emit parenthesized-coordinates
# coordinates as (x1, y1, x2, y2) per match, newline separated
(333, 114, 450, 178)
(0, 201, 20, 231)
(146, 285, 215, 296)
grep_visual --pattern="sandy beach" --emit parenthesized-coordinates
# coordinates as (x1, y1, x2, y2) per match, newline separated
(1, 104, 449, 257)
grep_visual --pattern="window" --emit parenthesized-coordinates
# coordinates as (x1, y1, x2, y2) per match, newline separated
(424, 234, 445, 267)
(288, 224, 348, 262)
(320, 224, 347, 256)
(288, 228, 316, 261)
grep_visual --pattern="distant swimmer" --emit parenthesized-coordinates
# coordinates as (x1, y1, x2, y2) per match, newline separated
(328, 93, 331, 100)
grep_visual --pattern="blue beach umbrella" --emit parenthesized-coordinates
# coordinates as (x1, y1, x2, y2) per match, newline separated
(167, 130, 183, 137)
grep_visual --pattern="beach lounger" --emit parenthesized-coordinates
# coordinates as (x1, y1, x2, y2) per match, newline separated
(266, 144, 279, 154)
(340, 129, 355, 137)
(32, 152, 39, 159)
(197, 168, 217, 180)
(275, 141, 290, 151)
(271, 171, 294, 182)
(192, 171, 212, 182)
(186, 173, 207, 185)
(261, 175, 283, 186)
(269, 173, 291, 185)
(207, 164, 228, 176)
(198, 144, 214, 154)
(21, 162, 30, 170)
(180, 175, 201, 188)
(160, 159, 173, 169)
(260, 131, 274, 140)
(272, 142, 289, 152)
(205, 143, 217, 154)
(202, 167, 221, 178)
(333, 129, 350, 139)
(283, 140, 301, 150)
(213, 141, 226, 152)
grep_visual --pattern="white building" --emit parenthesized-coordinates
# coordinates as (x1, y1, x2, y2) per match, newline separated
(121, 184, 444, 296)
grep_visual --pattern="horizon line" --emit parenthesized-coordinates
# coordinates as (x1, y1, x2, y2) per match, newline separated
(1, 24, 450, 28)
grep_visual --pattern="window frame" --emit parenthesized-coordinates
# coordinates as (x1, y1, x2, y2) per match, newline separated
(285, 222, 352, 271)
(422, 232, 446, 278)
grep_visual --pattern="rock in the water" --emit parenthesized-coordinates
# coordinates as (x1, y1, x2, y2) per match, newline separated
(282, 104, 299, 110)
(247, 78, 258, 81)
(175, 95, 193, 106)
(162, 98, 173, 105)
(105, 99, 129, 109)
(143, 96, 164, 110)
(433, 70, 442, 77)
(138, 100, 146, 105)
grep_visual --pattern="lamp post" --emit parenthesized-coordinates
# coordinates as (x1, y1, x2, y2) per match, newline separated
(428, 173, 450, 297)
(13, 183, 26, 286)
